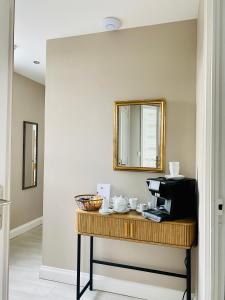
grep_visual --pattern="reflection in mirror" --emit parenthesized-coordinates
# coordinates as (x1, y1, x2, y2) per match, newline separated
(114, 100, 165, 172)
(119, 104, 160, 168)
(22, 121, 38, 189)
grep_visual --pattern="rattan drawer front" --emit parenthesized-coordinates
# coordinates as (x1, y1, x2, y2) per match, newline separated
(76, 210, 196, 248)
(129, 220, 195, 248)
(77, 213, 131, 239)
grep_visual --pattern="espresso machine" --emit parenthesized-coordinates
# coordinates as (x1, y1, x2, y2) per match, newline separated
(144, 177, 197, 222)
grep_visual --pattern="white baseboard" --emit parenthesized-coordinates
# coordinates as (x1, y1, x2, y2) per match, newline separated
(10, 217, 43, 239)
(40, 265, 196, 300)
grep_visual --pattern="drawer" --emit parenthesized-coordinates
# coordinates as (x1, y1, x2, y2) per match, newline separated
(129, 220, 196, 248)
(77, 212, 131, 239)
(76, 210, 196, 248)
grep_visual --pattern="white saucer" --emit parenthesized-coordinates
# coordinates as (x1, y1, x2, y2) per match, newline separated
(99, 208, 114, 215)
(113, 208, 130, 214)
(165, 174, 185, 180)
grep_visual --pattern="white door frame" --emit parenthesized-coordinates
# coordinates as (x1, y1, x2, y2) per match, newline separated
(220, 0, 225, 296)
(197, 0, 225, 299)
(0, 1, 14, 300)
(0, 0, 14, 197)
(216, 0, 225, 298)
(212, 1, 225, 299)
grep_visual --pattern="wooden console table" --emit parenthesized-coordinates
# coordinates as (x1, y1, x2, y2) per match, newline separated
(75, 209, 197, 300)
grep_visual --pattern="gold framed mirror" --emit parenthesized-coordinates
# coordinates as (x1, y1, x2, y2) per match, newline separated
(113, 99, 166, 172)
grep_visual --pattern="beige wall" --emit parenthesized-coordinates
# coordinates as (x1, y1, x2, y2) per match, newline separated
(10, 73, 45, 229)
(43, 20, 196, 291)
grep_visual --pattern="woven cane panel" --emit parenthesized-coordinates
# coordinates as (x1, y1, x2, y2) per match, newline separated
(131, 219, 195, 248)
(76, 210, 196, 249)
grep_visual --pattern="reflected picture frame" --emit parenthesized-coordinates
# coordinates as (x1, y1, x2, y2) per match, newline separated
(113, 99, 166, 172)
(22, 121, 38, 190)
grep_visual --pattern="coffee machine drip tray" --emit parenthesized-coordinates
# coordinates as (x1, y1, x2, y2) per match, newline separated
(143, 196, 172, 222)
(143, 209, 170, 222)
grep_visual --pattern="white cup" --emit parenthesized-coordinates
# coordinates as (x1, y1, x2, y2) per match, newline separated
(129, 198, 138, 210)
(169, 161, 180, 176)
(137, 203, 148, 212)
(148, 201, 154, 209)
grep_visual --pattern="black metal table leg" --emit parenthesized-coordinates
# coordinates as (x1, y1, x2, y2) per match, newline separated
(76, 234, 81, 300)
(76, 233, 192, 300)
(90, 236, 93, 290)
(186, 249, 191, 300)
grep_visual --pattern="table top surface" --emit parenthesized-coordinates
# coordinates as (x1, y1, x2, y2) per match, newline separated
(77, 209, 196, 226)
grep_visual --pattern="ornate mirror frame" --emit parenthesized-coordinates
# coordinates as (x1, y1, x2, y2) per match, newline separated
(113, 99, 166, 172)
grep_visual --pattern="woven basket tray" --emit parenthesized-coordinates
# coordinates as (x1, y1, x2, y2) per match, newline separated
(74, 194, 103, 211)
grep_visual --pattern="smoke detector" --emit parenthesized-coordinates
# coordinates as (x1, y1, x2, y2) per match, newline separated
(103, 17, 121, 31)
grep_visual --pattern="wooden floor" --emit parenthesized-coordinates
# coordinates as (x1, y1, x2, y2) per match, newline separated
(9, 226, 140, 300)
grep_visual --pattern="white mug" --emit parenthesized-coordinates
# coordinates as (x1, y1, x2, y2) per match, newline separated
(148, 201, 155, 210)
(137, 203, 148, 212)
(169, 161, 180, 176)
(129, 198, 138, 210)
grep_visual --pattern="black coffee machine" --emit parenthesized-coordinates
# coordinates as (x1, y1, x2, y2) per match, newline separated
(144, 177, 197, 222)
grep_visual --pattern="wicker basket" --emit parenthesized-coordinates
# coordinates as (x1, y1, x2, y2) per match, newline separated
(74, 194, 103, 211)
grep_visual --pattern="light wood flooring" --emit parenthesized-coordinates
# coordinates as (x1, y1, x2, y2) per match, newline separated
(9, 226, 140, 300)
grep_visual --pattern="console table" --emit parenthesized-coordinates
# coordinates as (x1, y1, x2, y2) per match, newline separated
(75, 209, 197, 300)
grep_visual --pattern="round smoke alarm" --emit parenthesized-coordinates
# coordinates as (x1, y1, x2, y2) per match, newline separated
(103, 17, 121, 31)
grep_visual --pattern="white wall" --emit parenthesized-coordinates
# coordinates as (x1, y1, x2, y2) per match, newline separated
(196, 0, 225, 299)
(43, 20, 197, 293)
(10, 73, 45, 229)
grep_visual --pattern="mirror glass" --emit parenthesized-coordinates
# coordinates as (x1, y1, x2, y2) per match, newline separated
(22, 121, 38, 189)
(114, 100, 165, 171)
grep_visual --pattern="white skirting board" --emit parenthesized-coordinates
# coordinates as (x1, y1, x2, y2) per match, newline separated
(39, 265, 196, 300)
(10, 217, 43, 239)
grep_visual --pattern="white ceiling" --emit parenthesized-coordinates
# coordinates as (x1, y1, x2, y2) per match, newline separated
(14, 0, 199, 85)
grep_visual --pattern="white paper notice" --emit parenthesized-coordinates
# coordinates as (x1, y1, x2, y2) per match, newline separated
(97, 184, 111, 200)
